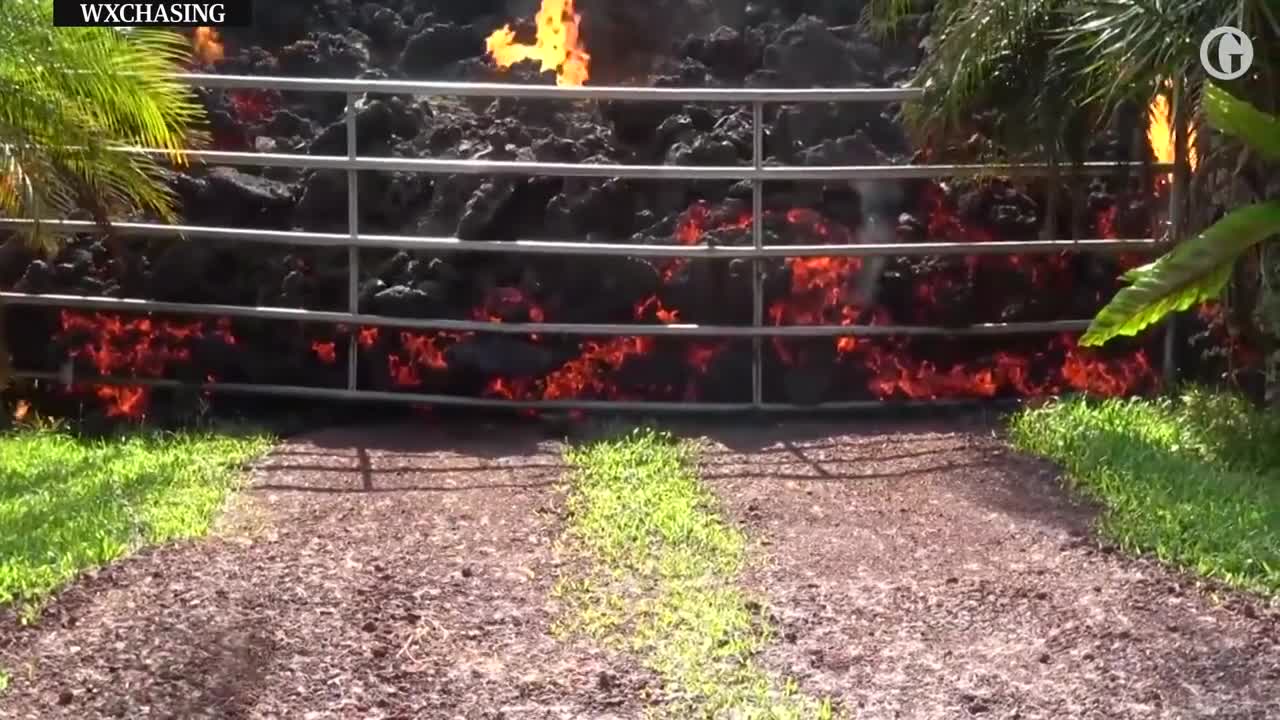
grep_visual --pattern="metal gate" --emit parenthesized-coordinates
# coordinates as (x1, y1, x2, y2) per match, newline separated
(0, 73, 1173, 411)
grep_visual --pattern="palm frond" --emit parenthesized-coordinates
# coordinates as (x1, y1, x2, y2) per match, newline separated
(1059, 0, 1246, 111)
(896, 0, 1096, 161)
(1082, 200, 1280, 345)
(0, 0, 206, 248)
(861, 0, 971, 38)
(861, 0, 919, 38)
(1204, 81, 1280, 161)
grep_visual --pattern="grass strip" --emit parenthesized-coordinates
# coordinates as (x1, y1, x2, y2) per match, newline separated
(560, 429, 835, 719)
(0, 426, 271, 612)
(1008, 388, 1280, 595)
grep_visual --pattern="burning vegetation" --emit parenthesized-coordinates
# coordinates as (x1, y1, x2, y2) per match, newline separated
(486, 0, 590, 86)
(192, 26, 224, 65)
(1147, 81, 1199, 187)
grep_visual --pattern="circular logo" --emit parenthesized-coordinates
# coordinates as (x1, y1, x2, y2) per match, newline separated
(1201, 27, 1254, 80)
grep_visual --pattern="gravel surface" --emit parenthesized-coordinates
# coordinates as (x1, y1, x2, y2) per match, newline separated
(699, 419, 1280, 720)
(0, 423, 655, 720)
(3, 418, 1278, 719)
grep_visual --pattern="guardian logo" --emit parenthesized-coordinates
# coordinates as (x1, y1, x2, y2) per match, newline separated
(1201, 27, 1254, 81)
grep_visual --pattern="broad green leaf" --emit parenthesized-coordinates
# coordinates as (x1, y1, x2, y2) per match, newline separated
(1081, 201, 1280, 346)
(1203, 82, 1280, 162)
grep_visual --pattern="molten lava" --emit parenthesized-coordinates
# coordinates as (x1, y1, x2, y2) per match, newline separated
(485, 0, 590, 86)
(311, 341, 337, 365)
(54, 174, 1166, 415)
(192, 26, 224, 64)
(60, 311, 236, 418)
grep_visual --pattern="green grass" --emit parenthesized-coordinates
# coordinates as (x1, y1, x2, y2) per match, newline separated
(0, 426, 271, 612)
(560, 429, 836, 719)
(1008, 388, 1280, 595)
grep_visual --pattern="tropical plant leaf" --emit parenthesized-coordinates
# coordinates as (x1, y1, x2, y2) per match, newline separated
(0, 1, 205, 248)
(1203, 82, 1280, 162)
(1081, 201, 1280, 346)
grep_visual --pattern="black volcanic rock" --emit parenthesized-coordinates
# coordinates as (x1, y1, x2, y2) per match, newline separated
(445, 335, 567, 379)
(761, 15, 878, 87)
(957, 182, 1041, 239)
(296, 169, 349, 227)
(0, 238, 34, 287)
(683, 26, 762, 78)
(174, 167, 297, 228)
(666, 136, 741, 166)
(358, 4, 408, 48)
(603, 100, 682, 148)
(294, 166, 422, 231)
(308, 97, 426, 155)
(367, 284, 444, 317)
(278, 32, 371, 79)
(796, 132, 886, 165)
(400, 24, 481, 76)
(149, 241, 216, 301)
(457, 180, 518, 240)
(266, 109, 315, 139)
(13, 259, 51, 294)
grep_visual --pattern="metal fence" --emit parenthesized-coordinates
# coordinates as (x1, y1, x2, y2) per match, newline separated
(0, 73, 1175, 411)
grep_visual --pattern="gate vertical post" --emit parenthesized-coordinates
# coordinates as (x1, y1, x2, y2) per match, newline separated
(751, 100, 764, 409)
(346, 92, 360, 391)
(1163, 78, 1189, 387)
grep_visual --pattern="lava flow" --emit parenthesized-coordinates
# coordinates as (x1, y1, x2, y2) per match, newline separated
(485, 0, 590, 86)
(301, 188, 1158, 406)
(761, 198, 1157, 400)
(59, 311, 236, 418)
(55, 180, 1167, 415)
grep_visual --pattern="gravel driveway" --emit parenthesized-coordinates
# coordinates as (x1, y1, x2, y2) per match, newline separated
(2, 418, 1277, 719)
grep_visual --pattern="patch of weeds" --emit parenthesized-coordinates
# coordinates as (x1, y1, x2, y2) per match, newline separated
(562, 429, 837, 719)
(0, 425, 272, 612)
(1008, 388, 1280, 595)
(0, 668, 9, 693)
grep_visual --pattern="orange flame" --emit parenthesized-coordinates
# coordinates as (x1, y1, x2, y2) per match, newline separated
(1148, 85, 1198, 181)
(192, 27, 225, 65)
(485, 0, 590, 86)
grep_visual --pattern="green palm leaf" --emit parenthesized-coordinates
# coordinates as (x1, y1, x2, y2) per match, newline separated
(1081, 201, 1280, 346)
(1204, 81, 1280, 162)
(0, 1, 206, 245)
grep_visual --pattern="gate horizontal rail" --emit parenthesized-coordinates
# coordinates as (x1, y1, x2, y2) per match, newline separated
(109, 145, 1170, 180)
(0, 218, 1163, 257)
(3, 72, 1172, 411)
(0, 290, 1096, 337)
(16, 369, 1020, 413)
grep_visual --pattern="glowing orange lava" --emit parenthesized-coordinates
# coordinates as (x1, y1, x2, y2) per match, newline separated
(311, 341, 337, 364)
(60, 311, 236, 419)
(192, 26, 224, 64)
(485, 0, 590, 86)
(55, 178, 1167, 415)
